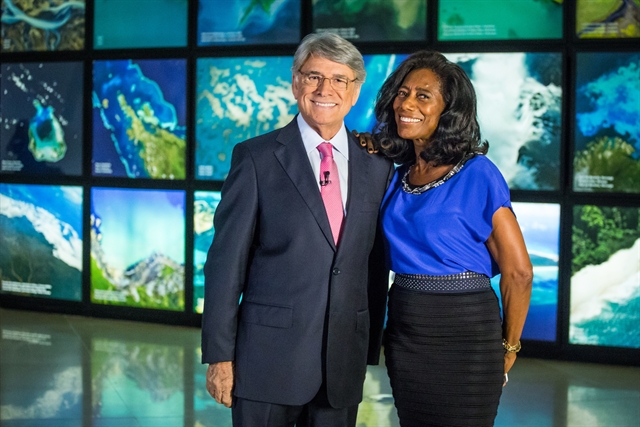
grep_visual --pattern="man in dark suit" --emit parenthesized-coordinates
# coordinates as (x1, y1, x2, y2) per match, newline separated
(201, 32, 393, 427)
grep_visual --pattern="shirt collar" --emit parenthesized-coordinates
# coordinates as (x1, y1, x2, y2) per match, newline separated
(297, 114, 350, 160)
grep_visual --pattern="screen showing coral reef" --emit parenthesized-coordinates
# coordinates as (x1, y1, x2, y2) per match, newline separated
(438, 0, 563, 41)
(90, 187, 185, 311)
(195, 56, 297, 181)
(312, 0, 426, 42)
(570, 205, 640, 348)
(94, 0, 187, 49)
(92, 59, 187, 180)
(576, 0, 640, 38)
(346, 52, 563, 191)
(573, 52, 640, 193)
(193, 191, 221, 314)
(1, 62, 83, 176)
(92, 337, 184, 420)
(490, 202, 560, 342)
(1, 0, 85, 51)
(0, 183, 83, 302)
(197, 0, 299, 45)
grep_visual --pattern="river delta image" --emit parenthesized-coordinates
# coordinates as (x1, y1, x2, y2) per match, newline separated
(1, 0, 85, 51)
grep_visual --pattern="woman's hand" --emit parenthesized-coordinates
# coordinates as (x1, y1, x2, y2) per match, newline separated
(504, 351, 517, 374)
(351, 130, 378, 153)
(503, 351, 517, 387)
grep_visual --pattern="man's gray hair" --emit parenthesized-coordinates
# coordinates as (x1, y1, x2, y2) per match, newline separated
(292, 32, 366, 84)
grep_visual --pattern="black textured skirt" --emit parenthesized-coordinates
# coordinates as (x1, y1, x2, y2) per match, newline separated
(384, 283, 504, 427)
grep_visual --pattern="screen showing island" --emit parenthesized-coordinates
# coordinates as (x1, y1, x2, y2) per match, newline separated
(576, 0, 640, 38)
(94, 0, 187, 49)
(490, 202, 560, 342)
(1, 0, 85, 51)
(346, 52, 563, 191)
(193, 191, 221, 313)
(312, 0, 426, 42)
(1, 62, 83, 176)
(573, 52, 640, 193)
(438, 0, 563, 41)
(90, 187, 186, 311)
(197, 0, 299, 45)
(0, 183, 83, 302)
(92, 59, 187, 180)
(195, 56, 297, 181)
(570, 205, 639, 349)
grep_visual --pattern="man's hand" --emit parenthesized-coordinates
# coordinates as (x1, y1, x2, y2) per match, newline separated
(206, 361, 234, 408)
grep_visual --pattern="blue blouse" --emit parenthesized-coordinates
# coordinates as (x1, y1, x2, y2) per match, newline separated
(380, 155, 511, 278)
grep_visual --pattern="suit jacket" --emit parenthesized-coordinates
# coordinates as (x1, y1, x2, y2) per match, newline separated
(201, 117, 393, 408)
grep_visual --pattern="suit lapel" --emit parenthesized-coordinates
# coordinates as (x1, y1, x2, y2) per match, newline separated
(341, 132, 372, 246)
(274, 120, 336, 250)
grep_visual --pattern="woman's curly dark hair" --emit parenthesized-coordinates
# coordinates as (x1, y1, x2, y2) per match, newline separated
(373, 51, 488, 166)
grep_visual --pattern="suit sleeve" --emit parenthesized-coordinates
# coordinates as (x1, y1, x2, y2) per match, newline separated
(366, 161, 395, 365)
(201, 143, 259, 364)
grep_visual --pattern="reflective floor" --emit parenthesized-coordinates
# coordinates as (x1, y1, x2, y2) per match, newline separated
(1, 308, 639, 427)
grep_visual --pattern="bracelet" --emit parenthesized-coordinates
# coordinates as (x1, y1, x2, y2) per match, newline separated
(503, 339, 521, 353)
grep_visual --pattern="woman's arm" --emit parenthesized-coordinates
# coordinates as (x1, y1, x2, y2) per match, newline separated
(486, 207, 533, 375)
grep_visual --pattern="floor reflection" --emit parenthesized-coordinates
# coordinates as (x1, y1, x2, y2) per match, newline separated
(1, 308, 639, 427)
(92, 338, 184, 423)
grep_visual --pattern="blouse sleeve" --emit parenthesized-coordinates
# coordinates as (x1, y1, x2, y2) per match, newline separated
(466, 155, 512, 243)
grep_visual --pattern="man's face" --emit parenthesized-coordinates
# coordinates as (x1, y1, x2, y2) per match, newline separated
(292, 55, 361, 140)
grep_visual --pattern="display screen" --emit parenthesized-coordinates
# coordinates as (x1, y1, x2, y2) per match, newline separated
(346, 52, 563, 191)
(1, 0, 85, 51)
(193, 191, 221, 314)
(313, 0, 426, 42)
(570, 205, 639, 349)
(438, 0, 563, 41)
(573, 52, 640, 193)
(1, 62, 83, 176)
(90, 187, 186, 311)
(94, 0, 187, 49)
(0, 184, 83, 302)
(197, 0, 299, 45)
(92, 337, 184, 422)
(92, 59, 187, 180)
(195, 56, 297, 181)
(491, 202, 560, 342)
(345, 54, 409, 135)
(447, 53, 563, 191)
(576, 0, 640, 38)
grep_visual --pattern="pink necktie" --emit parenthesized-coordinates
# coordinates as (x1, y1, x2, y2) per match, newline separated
(317, 142, 344, 245)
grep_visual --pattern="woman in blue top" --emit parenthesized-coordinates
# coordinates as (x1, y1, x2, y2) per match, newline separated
(371, 51, 533, 426)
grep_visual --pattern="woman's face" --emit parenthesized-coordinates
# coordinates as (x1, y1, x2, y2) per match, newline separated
(393, 68, 446, 146)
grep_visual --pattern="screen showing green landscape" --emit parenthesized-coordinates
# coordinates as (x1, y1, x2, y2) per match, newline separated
(438, 0, 563, 40)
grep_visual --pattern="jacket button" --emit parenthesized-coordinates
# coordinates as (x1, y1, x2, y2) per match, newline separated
(332, 268, 341, 275)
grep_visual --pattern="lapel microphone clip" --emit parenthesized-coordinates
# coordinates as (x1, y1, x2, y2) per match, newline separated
(320, 171, 331, 186)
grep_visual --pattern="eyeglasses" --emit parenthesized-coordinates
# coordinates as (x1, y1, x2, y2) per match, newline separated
(297, 70, 358, 91)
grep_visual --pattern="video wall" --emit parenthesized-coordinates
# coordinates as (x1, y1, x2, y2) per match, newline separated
(1, 0, 639, 358)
